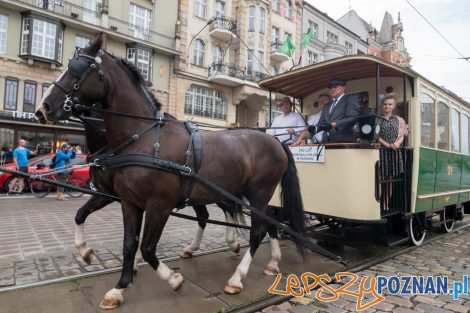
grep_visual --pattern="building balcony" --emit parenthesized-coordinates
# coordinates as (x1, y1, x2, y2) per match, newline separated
(270, 42, 290, 63)
(209, 16, 236, 42)
(244, 71, 268, 83)
(7, 0, 176, 52)
(324, 42, 347, 60)
(208, 62, 247, 87)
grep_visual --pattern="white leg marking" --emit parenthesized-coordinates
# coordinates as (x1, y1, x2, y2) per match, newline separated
(100, 287, 125, 310)
(227, 250, 252, 290)
(74, 223, 94, 264)
(74, 223, 85, 247)
(157, 262, 184, 292)
(264, 238, 281, 275)
(225, 212, 241, 253)
(181, 226, 204, 257)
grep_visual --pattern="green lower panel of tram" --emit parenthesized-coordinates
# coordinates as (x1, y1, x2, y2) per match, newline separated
(415, 147, 467, 213)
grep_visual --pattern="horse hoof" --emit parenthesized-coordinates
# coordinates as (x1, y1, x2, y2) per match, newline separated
(224, 285, 241, 294)
(179, 250, 193, 259)
(263, 267, 279, 276)
(170, 273, 184, 294)
(82, 248, 95, 265)
(233, 243, 241, 254)
(99, 295, 121, 310)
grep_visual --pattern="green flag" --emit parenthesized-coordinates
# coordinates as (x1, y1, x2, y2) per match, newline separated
(279, 37, 295, 57)
(301, 27, 314, 47)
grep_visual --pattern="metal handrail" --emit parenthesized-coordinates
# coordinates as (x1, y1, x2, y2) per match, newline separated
(209, 16, 237, 33)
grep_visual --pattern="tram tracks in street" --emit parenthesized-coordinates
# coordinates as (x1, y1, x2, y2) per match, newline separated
(220, 219, 470, 313)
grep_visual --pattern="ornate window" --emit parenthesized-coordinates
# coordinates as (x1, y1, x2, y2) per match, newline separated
(248, 5, 255, 32)
(246, 50, 253, 75)
(285, 1, 293, 19)
(129, 3, 152, 39)
(272, 26, 279, 45)
(307, 51, 317, 65)
(193, 39, 205, 66)
(24, 82, 37, 113)
(20, 12, 64, 64)
(259, 8, 265, 34)
(0, 14, 7, 54)
(272, 0, 280, 13)
(308, 20, 318, 39)
(4, 79, 18, 111)
(126, 44, 153, 82)
(327, 31, 338, 43)
(257, 51, 264, 75)
(195, 0, 207, 19)
(437, 101, 449, 150)
(420, 93, 435, 148)
(345, 41, 353, 55)
(451, 108, 460, 152)
(184, 85, 226, 120)
(214, 46, 223, 64)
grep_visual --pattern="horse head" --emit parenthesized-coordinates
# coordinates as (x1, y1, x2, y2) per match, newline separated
(36, 33, 108, 124)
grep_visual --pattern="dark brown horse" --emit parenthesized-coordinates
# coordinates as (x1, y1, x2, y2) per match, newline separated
(36, 35, 305, 309)
(75, 108, 243, 265)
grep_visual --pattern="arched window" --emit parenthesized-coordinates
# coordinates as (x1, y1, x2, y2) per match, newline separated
(462, 114, 469, 154)
(259, 8, 265, 34)
(184, 85, 227, 120)
(451, 108, 460, 152)
(420, 93, 435, 148)
(437, 101, 449, 150)
(193, 39, 205, 66)
(214, 46, 223, 64)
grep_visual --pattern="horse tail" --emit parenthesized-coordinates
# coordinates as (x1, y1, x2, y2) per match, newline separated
(280, 143, 307, 259)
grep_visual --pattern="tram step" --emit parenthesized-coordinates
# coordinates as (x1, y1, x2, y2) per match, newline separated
(385, 234, 409, 247)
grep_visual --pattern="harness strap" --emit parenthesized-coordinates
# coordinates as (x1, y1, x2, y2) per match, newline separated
(154, 111, 164, 159)
(92, 153, 344, 264)
(177, 122, 203, 208)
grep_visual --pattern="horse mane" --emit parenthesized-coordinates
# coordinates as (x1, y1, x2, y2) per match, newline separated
(83, 35, 162, 112)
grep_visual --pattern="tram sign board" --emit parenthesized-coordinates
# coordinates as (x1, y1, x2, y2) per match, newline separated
(289, 146, 325, 163)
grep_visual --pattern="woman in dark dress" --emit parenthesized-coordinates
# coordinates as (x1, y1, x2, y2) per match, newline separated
(378, 94, 408, 211)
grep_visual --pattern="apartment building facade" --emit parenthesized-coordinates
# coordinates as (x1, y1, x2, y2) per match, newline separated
(300, 2, 368, 67)
(0, 0, 179, 154)
(175, 0, 303, 128)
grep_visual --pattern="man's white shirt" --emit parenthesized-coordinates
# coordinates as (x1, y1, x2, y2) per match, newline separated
(268, 112, 305, 144)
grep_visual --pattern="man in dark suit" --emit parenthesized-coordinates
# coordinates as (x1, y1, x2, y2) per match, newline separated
(316, 78, 359, 143)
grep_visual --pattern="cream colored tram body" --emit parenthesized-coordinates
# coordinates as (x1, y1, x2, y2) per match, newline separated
(260, 55, 468, 246)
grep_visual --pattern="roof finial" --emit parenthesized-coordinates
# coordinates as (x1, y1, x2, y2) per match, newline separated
(398, 11, 401, 22)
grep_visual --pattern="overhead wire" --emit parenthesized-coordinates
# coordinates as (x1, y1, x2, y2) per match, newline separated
(404, 0, 469, 63)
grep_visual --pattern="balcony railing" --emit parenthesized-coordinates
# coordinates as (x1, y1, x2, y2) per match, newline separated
(271, 41, 282, 52)
(108, 17, 175, 48)
(325, 42, 347, 54)
(16, 0, 102, 26)
(245, 71, 267, 83)
(209, 16, 237, 33)
(208, 62, 245, 79)
(14, 0, 175, 49)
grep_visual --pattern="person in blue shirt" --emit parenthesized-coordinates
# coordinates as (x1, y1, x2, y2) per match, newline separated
(55, 143, 76, 201)
(8, 139, 39, 195)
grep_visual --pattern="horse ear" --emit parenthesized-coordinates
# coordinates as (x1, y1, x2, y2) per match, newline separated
(85, 32, 105, 54)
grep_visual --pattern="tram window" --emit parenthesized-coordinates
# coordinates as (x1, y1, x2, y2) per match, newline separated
(420, 93, 435, 148)
(461, 114, 469, 154)
(437, 102, 449, 150)
(451, 109, 460, 152)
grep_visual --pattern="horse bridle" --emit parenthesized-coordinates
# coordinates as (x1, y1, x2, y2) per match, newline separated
(52, 49, 107, 113)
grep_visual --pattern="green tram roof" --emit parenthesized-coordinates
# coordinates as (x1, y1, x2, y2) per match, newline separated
(259, 55, 417, 100)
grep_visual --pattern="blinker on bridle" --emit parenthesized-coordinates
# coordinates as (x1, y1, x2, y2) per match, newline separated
(52, 49, 105, 113)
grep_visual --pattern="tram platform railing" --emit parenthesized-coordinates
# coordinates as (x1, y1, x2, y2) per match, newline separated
(376, 148, 412, 217)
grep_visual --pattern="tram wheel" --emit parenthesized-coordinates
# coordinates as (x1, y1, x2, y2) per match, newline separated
(409, 214, 426, 246)
(440, 209, 455, 233)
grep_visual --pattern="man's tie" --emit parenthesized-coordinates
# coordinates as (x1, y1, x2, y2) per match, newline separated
(329, 98, 337, 114)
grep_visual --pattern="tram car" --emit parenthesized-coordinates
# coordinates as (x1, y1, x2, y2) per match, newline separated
(260, 55, 468, 246)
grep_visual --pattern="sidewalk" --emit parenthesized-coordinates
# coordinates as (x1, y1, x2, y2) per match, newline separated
(268, 226, 470, 313)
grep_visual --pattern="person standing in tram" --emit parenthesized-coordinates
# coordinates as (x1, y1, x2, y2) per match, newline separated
(294, 93, 331, 145)
(378, 93, 408, 210)
(316, 78, 359, 143)
(7, 139, 39, 195)
(267, 97, 305, 145)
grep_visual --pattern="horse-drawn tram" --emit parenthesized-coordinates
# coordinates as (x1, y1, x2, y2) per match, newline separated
(261, 55, 468, 246)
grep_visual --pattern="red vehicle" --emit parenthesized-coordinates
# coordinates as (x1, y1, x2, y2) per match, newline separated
(0, 153, 91, 193)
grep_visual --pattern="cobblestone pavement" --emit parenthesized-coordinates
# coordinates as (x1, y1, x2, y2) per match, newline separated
(263, 226, 470, 313)
(0, 195, 251, 288)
